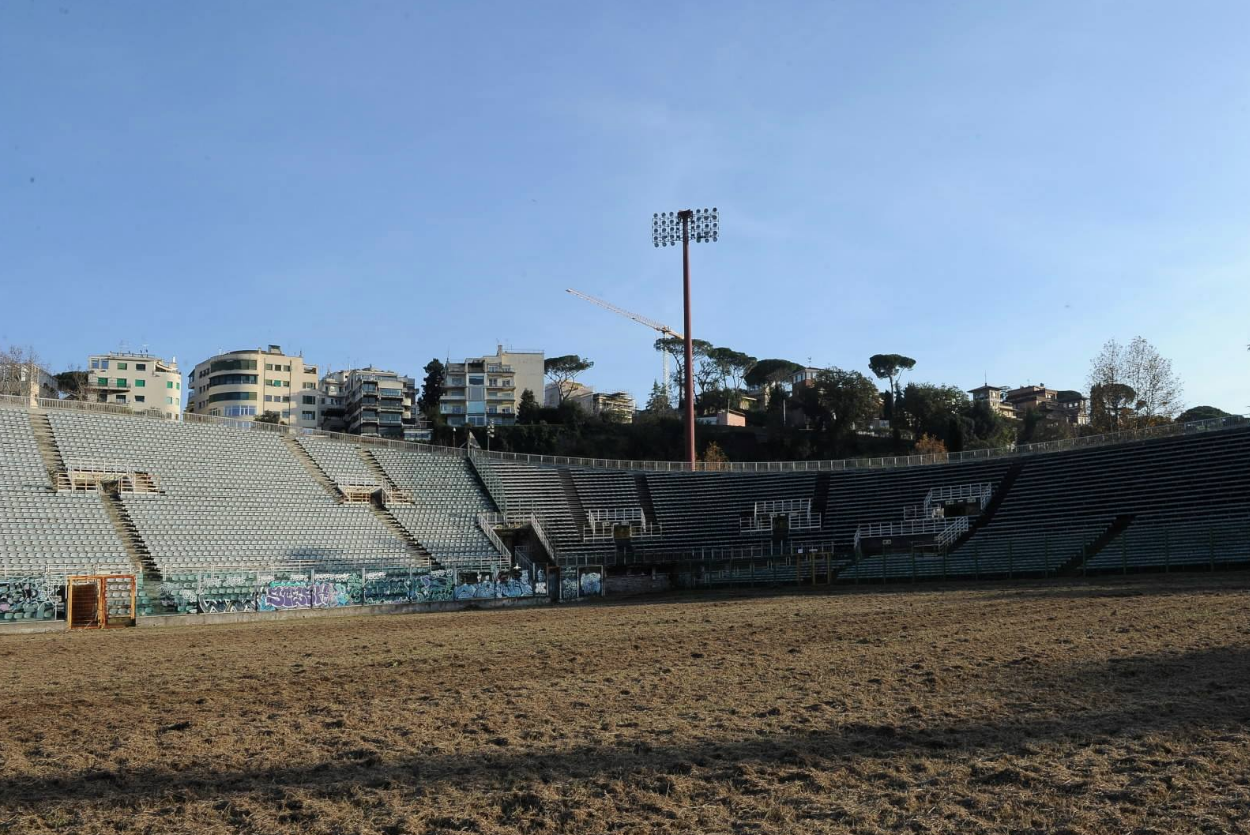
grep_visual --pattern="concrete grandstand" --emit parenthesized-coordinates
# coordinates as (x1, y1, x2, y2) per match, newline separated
(1, 393, 1248, 626)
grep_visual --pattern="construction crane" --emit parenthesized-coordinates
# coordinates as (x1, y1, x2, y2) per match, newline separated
(566, 288, 683, 393)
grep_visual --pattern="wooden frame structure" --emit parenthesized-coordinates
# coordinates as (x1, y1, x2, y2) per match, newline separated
(66, 574, 136, 629)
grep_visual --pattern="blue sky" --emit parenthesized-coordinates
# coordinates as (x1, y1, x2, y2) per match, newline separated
(2, 1, 1248, 412)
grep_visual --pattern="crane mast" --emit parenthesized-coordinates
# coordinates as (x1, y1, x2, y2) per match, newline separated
(565, 288, 682, 398)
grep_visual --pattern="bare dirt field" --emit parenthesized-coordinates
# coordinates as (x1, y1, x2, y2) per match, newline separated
(1, 573, 1249, 834)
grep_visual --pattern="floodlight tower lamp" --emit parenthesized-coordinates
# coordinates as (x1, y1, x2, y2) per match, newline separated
(650, 207, 720, 468)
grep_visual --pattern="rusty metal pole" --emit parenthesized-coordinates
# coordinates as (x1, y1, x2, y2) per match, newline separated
(680, 210, 695, 468)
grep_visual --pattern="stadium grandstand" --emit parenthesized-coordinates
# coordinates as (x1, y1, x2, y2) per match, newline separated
(1, 393, 1248, 626)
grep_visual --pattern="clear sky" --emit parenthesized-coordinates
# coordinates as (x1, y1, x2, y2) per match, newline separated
(2, 1, 1248, 412)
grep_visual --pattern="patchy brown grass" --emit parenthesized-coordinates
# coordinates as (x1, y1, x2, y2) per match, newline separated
(1, 573, 1249, 834)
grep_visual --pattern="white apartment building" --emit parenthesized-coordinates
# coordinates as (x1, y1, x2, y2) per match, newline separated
(88, 352, 182, 418)
(185, 345, 320, 428)
(441, 346, 543, 426)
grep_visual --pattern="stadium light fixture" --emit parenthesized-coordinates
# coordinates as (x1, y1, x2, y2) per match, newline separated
(651, 207, 719, 468)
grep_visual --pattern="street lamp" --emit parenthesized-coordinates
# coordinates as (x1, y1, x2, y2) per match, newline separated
(652, 207, 719, 468)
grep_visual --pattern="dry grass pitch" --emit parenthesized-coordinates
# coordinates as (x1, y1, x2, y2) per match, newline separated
(2, 573, 1249, 834)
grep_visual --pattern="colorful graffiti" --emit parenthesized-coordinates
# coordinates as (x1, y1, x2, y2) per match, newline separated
(561, 575, 580, 602)
(258, 580, 353, 611)
(0, 577, 60, 621)
(415, 570, 454, 602)
(363, 572, 413, 605)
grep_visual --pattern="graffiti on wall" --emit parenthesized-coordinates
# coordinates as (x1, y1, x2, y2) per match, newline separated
(0, 577, 60, 620)
(257, 579, 355, 611)
(579, 570, 602, 597)
(363, 572, 412, 605)
(151, 567, 543, 615)
(415, 570, 454, 602)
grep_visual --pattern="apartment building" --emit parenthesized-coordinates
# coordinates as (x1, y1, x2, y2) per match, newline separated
(87, 352, 182, 418)
(318, 367, 424, 440)
(543, 381, 636, 423)
(968, 384, 1016, 419)
(441, 346, 543, 426)
(185, 345, 320, 428)
(969, 383, 1089, 425)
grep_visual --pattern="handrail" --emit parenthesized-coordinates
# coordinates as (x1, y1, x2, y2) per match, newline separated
(466, 450, 509, 515)
(854, 515, 969, 549)
(9, 395, 1247, 476)
(924, 483, 993, 513)
(476, 513, 514, 561)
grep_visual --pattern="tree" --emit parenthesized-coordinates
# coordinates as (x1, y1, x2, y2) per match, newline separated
(915, 434, 948, 457)
(1175, 405, 1231, 424)
(418, 359, 446, 417)
(0, 344, 44, 398)
(654, 337, 712, 408)
(706, 347, 756, 395)
(644, 380, 674, 414)
(743, 358, 802, 390)
(701, 441, 729, 470)
(808, 368, 880, 449)
(1087, 337, 1184, 428)
(544, 355, 594, 404)
(54, 370, 89, 400)
(868, 353, 916, 417)
(1124, 336, 1183, 422)
(517, 388, 539, 424)
(255, 411, 282, 424)
(900, 383, 969, 441)
(1089, 382, 1137, 432)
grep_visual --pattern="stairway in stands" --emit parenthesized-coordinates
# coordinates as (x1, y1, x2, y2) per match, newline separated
(1058, 514, 1136, 575)
(368, 493, 440, 570)
(558, 468, 588, 536)
(359, 448, 404, 494)
(28, 410, 68, 489)
(281, 435, 341, 499)
(813, 473, 831, 525)
(949, 460, 1026, 552)
(635, 473, 657, 526)
(98, 484, 162, 582)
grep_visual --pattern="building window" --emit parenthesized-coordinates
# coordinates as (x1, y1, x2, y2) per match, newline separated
(135, 395, 145, 403)
(97, 377, 108, 386)
(166, 381, 174, 389)
(115, 395, 127, 404)
(265, 363, 274, 371)
(117, 362, 127, 371)
(223, 405, 257, 417)
(136, 363, 146, 371)
(167, 396, 175, 405)
(302, 382, 315, 389)
(100, 360, 109, 370)
(302, 395, 315, 405)
(116, 378, 128, 387)
(208, 391, 258, 403)
(135, 379, 145, 387)
(91, 360, 99, 370)
(302, 411, 315, 421)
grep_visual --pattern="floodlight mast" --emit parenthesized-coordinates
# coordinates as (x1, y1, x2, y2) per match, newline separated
(652, 208, 719, 468)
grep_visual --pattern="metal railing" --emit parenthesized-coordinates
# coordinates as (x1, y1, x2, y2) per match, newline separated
(467, 450, 509, 515)
(476, 513, 515, 561)
(9, 395, 1247, 476)
(854, 516, 970, 549)
(924, 483, 993, 514)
